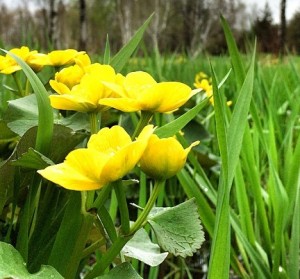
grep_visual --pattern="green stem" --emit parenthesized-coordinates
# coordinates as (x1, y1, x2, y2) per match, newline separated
(85, 180, 165, 278)
(16, 174, 42, 262)
(81, 239, 105, 259)
(90, 183, 113, 210)
(81, 191, 87, 212)
(113, 180, 130, 235)
(89, 111, 101, 135)
(25, 77, 31, 96)
(12, 72, 24, 97)
(85, 112, 101, 209)
(85, 235, 131, 279)
(131, 111, 153, 140)
(137, 172, 147, 217)
(129, 180, 165, 235)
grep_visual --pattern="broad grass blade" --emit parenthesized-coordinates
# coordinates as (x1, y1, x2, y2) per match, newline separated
(1, 49, 53, 155)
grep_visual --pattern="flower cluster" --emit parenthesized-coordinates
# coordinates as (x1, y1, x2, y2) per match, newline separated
(2, 46, 199, 191)
(38, 125, 199, 190)
(49, 54, 119, 113)
(0, 46, 83, 74)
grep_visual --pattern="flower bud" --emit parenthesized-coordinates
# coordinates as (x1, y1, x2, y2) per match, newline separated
(140, 134, 199, 180)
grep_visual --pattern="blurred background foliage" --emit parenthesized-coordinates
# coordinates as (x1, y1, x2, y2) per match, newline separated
(0, 0, 299, 56)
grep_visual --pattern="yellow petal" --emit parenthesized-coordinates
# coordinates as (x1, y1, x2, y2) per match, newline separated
(86, 64, 116, 82)
(99, 97, 142, 112)
(102, 125, 154, 181)
(10, 46, 31, 59)
(124, 71, 157, 98)
(38, 149, 110, 190)
(48, 49, 81, 66)
(50, 80, 71, 95)
(88, 124, 154, 182)
(27, 53, 51, 66)
(75, 53, 91, 69)
(102, 140, 146, 182)
(88, 126, 132, 153)
(101, 81, 125, 97)
(54, 65, 85, 88)
(49, 95, 96, 112)
(1, 65, 21, 74)
(140, 135, 199, 179)
(79, 74, 113, 103)
(150, 82, 193, 112)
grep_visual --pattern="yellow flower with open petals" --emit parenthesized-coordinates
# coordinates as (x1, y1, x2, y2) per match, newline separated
(140, 134, 199, 180)
(99, 71, 196, 113)
(47, 49, 85, 66)
(38, 125, 155, 191)
(29, 49, 85, 67)
(0, 46, 44, 74)
(49, 64, 118, 112)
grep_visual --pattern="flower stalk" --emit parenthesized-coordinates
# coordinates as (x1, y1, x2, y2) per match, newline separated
(113, 180, 130, 234)
(129, 179, 165, 235)
(12, 72, 24, 97)
(131, 110, 153, 139)
(89, 111, 101, 135)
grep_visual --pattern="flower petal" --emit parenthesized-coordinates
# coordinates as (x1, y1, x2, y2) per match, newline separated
(102, 140, 147, 182)
(123, 71, 157, 98)
(88, 126, 132, 153)
(156, 82, 193, 112)
(49, 95, 96, 112)
(50, 80, 71, 95)
(140, 135, 199, 180)
(99, 97, 142, 112)
(89, 125, 154, 182)
(38, 149, 109, 190)
(48, 49, 81, 66)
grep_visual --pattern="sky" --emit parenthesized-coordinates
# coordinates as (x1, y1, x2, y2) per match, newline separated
(1, 0, 300, 24)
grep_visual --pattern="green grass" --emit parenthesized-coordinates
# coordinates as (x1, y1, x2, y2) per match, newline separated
(119, 32, 300, 279)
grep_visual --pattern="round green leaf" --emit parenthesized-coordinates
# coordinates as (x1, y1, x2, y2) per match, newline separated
(148, 198, 205, 258)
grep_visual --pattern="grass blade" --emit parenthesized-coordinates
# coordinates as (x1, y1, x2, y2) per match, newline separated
(110, 13, 153, 72)
(220, 15, 245, 88)
(207, 62, 230, 279)
(1, 49, 53, 155)
(155, 98, 209, 138)
(208, 42, 255, 279)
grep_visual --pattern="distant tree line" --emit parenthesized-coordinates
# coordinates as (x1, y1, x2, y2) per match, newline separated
(0, 0, 299, 55)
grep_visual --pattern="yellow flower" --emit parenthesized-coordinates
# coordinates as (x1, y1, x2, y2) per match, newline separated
(38, 125, 155, 190)
(99, 71, 196, 113)
(49, 64, 118, 112)
(47, 49, 85, 66)
(194, 78, 212, 93)
(0, 46, 44, 74)
(193, 71, 214, 103)
(194, 71, 232, 106)
(51, 65, 86, 90)
(29, 49, 85, 67)
(139, 134, 199, 180)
